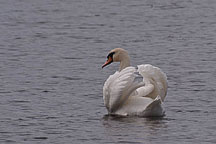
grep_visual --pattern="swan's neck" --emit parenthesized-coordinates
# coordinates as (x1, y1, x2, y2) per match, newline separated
(119, 56, 130, 71)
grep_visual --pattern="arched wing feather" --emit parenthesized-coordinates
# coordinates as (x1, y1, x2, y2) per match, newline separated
(103, 67, 137, 112)
(137, 64, 168, 101)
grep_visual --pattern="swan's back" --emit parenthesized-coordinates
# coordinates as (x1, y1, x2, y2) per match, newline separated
(103, 65, 167, 116)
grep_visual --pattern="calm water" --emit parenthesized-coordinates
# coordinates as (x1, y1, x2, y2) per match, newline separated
(0, 0, 216, 143)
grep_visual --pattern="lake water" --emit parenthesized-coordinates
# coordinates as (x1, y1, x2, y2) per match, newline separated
(0, 0, 216, 143)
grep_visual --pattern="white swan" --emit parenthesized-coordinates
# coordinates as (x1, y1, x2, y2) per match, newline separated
(102, 48, 168, 117)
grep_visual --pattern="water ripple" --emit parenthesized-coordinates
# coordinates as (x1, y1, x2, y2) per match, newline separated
(0, 0, 216, 143)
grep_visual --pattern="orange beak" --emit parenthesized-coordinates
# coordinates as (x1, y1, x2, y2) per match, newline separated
(102, 56, 113, 68)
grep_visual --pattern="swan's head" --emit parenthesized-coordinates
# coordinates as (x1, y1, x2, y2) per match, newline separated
(102, 48, 130, 69)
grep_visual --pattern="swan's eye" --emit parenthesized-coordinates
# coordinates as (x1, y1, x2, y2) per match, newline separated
(107, 52, 115, 59)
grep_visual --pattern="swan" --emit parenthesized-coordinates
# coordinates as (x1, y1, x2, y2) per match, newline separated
(102, 48, 168, 117)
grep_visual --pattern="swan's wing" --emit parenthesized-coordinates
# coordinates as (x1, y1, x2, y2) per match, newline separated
(137, 64, 168, 101)
(103, 67, 142, 113)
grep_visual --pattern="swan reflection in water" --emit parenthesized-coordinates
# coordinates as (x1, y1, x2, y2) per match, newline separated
(102, 115, 169, 144)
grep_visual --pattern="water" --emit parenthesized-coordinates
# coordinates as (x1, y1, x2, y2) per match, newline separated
(0, 0, 216, 143)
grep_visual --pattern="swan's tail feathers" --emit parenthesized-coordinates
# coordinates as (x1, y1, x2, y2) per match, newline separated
(137, 64, 168, 101)
(142, 96, 165, 117)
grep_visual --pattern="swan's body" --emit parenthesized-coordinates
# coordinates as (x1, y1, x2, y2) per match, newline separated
(102, 48, 168, 117)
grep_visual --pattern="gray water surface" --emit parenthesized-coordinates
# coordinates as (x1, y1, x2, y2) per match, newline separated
(0, 0, 216, 143)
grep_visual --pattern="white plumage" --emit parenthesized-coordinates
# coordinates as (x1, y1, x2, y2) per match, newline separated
(102, 48, 168, 117)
